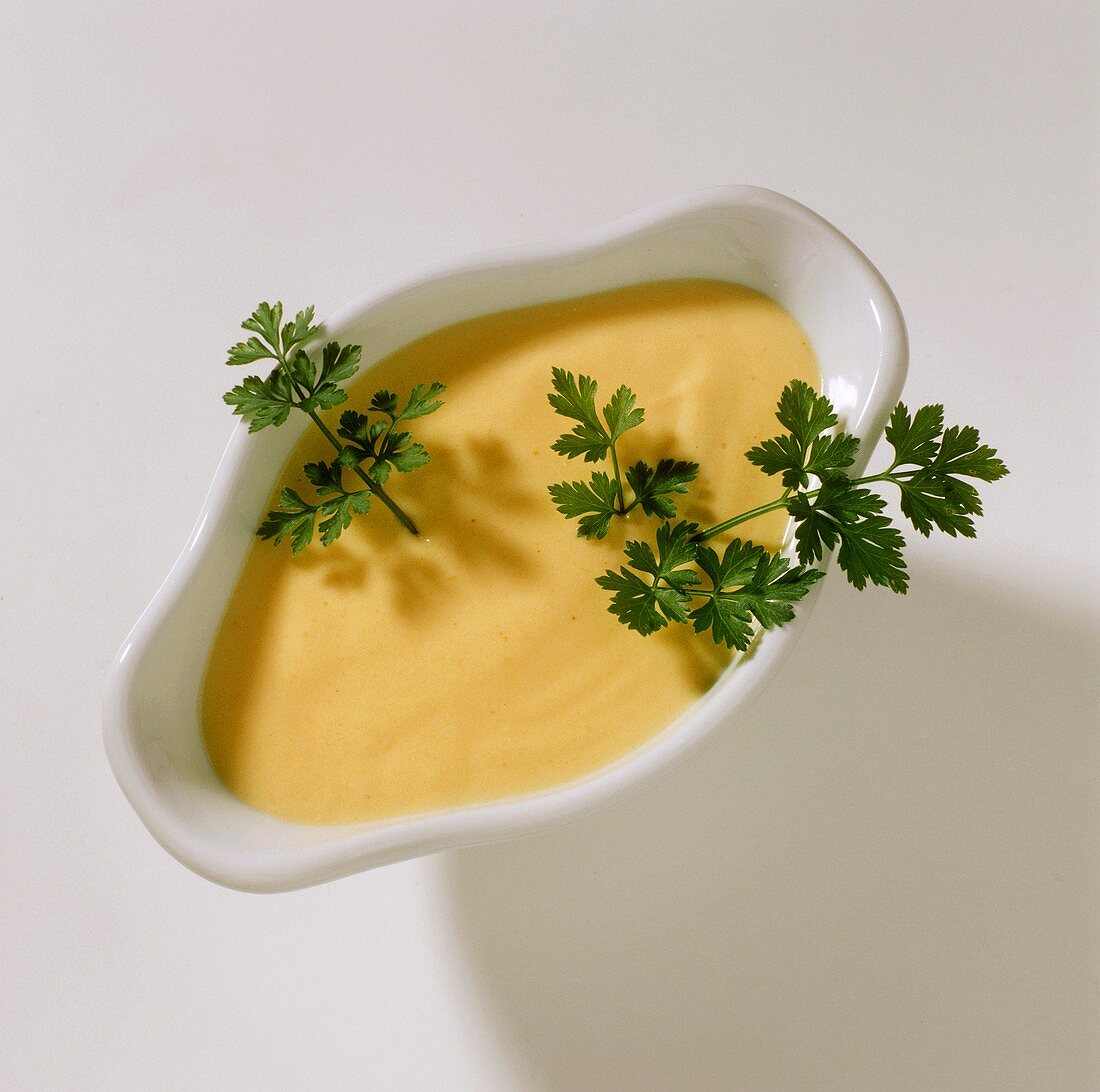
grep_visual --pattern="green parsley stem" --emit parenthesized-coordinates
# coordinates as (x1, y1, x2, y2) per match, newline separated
(274, 349, 421, 537)
(691, 470, 912, 543)
(691, 497, 790, 541)
(609, 439, 627, 513)
(305, 409, 421, 537)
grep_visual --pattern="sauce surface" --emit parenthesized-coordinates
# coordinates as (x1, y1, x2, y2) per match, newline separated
(202, 280, 819, 823)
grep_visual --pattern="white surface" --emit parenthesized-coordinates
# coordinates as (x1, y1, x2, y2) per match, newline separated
(2, 1, 1097, 1088)
(105, 186, 908, 892)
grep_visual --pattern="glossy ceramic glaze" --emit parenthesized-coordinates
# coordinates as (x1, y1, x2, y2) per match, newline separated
(102, 186, 908, 891)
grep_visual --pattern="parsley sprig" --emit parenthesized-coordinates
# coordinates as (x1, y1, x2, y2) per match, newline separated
(223, 302, 445, 551)
(551, 374, 1007, 648)
(596, 520, 825, 647)
(704, 381, 1009, 591)
(547, 368, 699, 538)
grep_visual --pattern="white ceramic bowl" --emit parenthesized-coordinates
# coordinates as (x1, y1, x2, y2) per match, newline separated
(103, 186, 908, 892)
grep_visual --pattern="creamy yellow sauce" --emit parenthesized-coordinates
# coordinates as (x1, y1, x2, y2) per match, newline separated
(202, 280, 819, 824)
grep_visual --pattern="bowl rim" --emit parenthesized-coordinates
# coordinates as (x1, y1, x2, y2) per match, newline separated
(102, 184, 908, 892)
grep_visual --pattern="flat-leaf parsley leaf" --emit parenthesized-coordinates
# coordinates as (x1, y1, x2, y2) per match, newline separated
(548, 369, 699, 538)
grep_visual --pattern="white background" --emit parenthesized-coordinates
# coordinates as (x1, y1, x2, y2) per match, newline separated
(2, 2, 1097, 1089)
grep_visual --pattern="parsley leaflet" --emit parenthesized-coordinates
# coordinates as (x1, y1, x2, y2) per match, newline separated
(548, 369, 699, 538)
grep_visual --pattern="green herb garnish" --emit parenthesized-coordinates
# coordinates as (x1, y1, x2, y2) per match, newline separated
(224, 302, 444, 551)
(550, 373, 1007, 649)
(547, 367, 699, 538)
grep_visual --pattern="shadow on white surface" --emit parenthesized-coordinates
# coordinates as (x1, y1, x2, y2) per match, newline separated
(444, 569, 1099, 1091)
